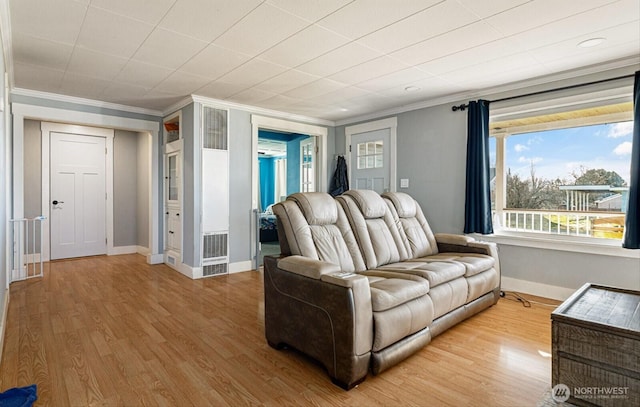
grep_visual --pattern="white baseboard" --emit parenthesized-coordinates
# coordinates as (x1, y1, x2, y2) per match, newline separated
(136, 246, 150, 256)
(147, 253, 164, 264)
(0, 289, 9, 367)
(108, 245, 137, 255)
(229, 261, 253, 274)
(501, 276, 576, 301)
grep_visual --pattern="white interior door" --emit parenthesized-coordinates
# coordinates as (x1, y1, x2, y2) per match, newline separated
(350, 129, 390, 193)
(50, 132, 106, 259)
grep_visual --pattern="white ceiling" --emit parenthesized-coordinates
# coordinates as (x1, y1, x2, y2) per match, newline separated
(6, 0, 640, 121)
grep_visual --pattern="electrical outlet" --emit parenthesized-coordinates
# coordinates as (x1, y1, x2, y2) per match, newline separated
(400, 178, 409, 188)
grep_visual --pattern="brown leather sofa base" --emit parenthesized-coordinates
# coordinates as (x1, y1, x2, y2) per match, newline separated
(264, 256, 371, 390)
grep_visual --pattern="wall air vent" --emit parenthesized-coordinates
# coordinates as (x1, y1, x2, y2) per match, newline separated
(203, 107, 228, 150)
(203, 263, 228, 277)
(203, 233, 228, 260)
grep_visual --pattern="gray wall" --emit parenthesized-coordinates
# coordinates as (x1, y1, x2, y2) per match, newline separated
(113, 130, 138, 247)
(337, 94, 639, 295)
(137, 133, 150, 248)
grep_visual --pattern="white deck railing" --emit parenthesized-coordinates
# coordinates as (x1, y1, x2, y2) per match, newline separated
(499, 209, 625, 239)
(9, 216, 46, 282)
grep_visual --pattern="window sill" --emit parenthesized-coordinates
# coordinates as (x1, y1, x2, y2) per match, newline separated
(470, 230, 640, 259)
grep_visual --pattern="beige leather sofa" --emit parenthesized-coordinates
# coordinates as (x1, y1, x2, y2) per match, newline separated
(263, 190, 500, 389)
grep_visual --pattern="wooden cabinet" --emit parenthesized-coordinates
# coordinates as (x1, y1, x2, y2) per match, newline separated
(552, 283, 640, 407)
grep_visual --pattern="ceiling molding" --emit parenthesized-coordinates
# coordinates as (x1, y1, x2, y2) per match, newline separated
(335, 56, 640, 127)
(163, 94, 335, 127)
(11, 87, 164, 117)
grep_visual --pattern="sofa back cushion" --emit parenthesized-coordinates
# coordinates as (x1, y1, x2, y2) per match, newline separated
(272, 192, 365, 272)
(383, 192, 438, 258)
(338, 190, 409, 269)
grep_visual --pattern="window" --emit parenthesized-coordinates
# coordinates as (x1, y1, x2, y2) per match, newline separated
(491, 102, 633, 241)
(300, 138, 315, 193)
(356, 140, 383, 169)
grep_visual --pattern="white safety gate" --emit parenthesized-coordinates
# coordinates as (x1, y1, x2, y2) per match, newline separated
(9, 216, 46, 282)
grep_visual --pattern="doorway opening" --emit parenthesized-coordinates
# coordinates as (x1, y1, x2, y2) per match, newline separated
(257, 130, 316, 266)
(251, 115, 328, 270)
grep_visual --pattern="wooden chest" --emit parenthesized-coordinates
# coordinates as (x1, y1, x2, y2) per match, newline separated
(552, 283, 640, 407)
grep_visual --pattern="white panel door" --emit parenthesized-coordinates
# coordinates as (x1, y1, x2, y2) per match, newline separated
(350, 129, 390, 193)
(50, 132, 106, 259)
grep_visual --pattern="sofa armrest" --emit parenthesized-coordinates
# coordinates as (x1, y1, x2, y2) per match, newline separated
(263, 256, 373, 389)
(434, 233, 475, 246)
(278, 255, 341, 279)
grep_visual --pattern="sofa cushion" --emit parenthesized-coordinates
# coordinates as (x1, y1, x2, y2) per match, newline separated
(372, 296, 433, 351)
(338, 191, 408, 269)
(419, 253, 495, 277)
(366, 277, 429, 312)
(382, 192, 438, 258)
(377, 260, 466, 288)
(383, 191, 416, 218)
(289, 192, 337, 225)
(343, 189, 387, 219)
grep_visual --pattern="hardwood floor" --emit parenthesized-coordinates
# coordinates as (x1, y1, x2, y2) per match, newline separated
(1, 254, 560, 406)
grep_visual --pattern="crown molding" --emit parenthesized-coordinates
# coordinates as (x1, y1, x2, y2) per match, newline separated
(162, 94, 335, 127)
(335, 55, 640, 127)
(10, 88, 164, 117)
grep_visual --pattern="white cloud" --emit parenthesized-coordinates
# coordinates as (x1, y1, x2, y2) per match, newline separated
(607, 122, 633, 138)
(613, 141, 633, 156)
(514, 143, 528, 152)
(518, 156, 542, 164)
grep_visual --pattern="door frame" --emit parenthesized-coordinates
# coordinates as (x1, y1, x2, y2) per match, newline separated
(251, 115, 328, 269)
(345, 117, 398, 192)
(12, 102, 162, 264)
(42, 122, 113, 261)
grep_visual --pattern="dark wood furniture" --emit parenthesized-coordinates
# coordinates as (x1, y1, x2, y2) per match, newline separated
(552, 283, 640, 407)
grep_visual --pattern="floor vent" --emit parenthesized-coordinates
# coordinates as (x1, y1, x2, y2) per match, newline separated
(203, 263, 228, 277)
(167, 255, 176, 266)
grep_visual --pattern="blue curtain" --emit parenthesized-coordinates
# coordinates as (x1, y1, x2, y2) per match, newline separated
(623, 71, 640, 249)
(464, 100, 493, 234)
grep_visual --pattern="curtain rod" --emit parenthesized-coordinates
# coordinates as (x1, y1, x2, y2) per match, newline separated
(451, 73, 635, 112)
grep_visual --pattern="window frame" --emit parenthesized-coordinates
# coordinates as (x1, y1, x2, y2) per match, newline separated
(484, 81, 638, 259)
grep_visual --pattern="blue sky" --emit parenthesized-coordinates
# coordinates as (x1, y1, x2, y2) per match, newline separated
(490, 121, 634, 185)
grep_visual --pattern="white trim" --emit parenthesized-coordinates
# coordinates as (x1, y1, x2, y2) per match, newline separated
(41, 122, 113, 261)
(345, 117, 397, 192)
(0, 289, 8, 366)
(147, 253, 164, 264)
(12, 88, 162, 117)
(473, 232, 640, 259)
(136, 245, 150, 256)
(501, 276, 575, 301)
(109, 245, 138, 255)
(229, 260, 253, 274)
(165, 95, 334, 127)
(11, 102, 162, 263)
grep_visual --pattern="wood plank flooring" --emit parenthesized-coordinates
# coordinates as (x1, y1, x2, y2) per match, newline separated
(0, 254, 560, 406)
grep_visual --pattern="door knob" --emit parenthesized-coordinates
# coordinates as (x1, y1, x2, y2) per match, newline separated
(52, 200, 64, 205)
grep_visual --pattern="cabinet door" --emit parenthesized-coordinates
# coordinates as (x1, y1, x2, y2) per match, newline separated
(166, 152, 180, 203)
(166, 209, 181, 252)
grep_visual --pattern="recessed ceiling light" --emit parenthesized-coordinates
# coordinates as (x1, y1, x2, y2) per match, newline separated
(578, 37, 605, 48)
(339, 108, 348, 112)
(404, 86, 420, 92)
